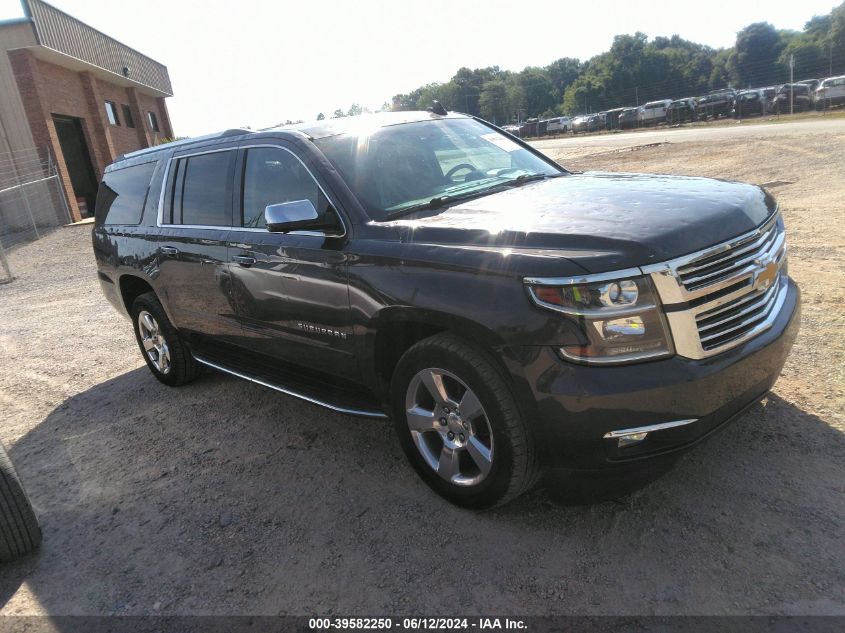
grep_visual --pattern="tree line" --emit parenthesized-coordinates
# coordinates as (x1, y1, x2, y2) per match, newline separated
(386, 2, 845, 124)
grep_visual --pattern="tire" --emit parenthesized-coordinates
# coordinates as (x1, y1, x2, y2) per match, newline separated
(131, 292, 200, 387)
(0, 442, 41, 563)
(390, 333, 540, 509)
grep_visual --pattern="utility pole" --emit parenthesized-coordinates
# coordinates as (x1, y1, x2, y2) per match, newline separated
(831, 42, 834, 77)
(635, 86, 639, 106)
(790, 55, 795, 116)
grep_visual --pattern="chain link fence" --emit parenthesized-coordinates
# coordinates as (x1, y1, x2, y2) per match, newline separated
(0, 146, 72, 283)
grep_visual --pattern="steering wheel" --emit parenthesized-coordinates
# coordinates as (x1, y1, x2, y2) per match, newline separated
(445, 163, 477, 181)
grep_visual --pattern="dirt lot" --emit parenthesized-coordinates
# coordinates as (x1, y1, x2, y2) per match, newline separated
(0, 119, 843, 617)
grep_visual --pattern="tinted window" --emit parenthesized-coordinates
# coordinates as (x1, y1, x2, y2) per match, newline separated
(171, 151, 233, 226)
(241, 147, 333, 229)
(148, 111, 160, 132)
(96, 162, 156, 225)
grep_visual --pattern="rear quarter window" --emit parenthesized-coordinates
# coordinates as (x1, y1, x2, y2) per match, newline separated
(96, 162, 157, 225)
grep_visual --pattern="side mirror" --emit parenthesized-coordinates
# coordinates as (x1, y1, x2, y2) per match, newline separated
(265, 200, 319, 233)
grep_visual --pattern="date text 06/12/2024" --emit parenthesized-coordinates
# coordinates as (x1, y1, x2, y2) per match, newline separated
(308, 618, 528, 630)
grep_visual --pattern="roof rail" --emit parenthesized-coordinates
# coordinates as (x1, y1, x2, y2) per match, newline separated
(115, 128, 252, 162)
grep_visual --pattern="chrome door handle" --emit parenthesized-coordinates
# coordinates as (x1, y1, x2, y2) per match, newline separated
(232, 255, 256, 267)
(160, 246, 179, 255)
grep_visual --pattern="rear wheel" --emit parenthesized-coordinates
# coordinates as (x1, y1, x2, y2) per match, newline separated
(391, 334, 540, 508)
(0, 442, 41, 563)
(131, 292, 200, 386)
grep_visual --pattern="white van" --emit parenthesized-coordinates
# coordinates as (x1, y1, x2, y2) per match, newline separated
(815, 75, 845, 109)
(640, 99, 672, 126)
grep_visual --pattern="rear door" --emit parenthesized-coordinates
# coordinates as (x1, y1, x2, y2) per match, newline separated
(225, 142, 357, 379)
(155, 145, 241, 342)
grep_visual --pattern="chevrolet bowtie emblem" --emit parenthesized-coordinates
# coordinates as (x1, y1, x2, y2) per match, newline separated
(753, 257, 779, 291)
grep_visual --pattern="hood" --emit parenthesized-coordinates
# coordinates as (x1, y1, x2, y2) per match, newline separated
(384, 172, 776, 273)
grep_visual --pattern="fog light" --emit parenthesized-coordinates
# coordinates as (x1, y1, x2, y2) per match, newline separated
(617, 432, 648, 448)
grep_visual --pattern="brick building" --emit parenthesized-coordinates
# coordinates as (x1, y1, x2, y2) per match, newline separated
(0, 0, 173, 221)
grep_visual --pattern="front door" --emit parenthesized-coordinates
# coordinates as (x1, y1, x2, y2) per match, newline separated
(226, 144, 356, 380)
(155, 147, 241, 343)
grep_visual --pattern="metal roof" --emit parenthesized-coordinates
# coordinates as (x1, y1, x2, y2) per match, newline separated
(21, 0, 172, 97)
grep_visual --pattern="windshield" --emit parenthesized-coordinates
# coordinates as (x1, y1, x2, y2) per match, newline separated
(313, 118, 561, 220)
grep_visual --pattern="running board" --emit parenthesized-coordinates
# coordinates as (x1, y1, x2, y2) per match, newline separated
(194, 355, 388, 419)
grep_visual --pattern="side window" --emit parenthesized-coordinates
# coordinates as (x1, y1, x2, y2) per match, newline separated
(241, 147, 336, 230)
(167, 151, 233, 226)
(96, 162, 156, 225)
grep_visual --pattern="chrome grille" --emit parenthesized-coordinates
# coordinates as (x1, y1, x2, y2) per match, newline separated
(677, 216, 781, 291)
(695, 275, 781, 350)
(645, 211, 789, 359)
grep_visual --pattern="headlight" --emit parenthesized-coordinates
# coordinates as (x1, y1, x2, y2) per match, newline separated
(526, 274, 674, 364)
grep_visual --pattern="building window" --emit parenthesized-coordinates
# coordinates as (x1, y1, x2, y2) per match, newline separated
(105, 101, 120, 126)
(121, 105, 135, 128)
(147, 111, 160, 132)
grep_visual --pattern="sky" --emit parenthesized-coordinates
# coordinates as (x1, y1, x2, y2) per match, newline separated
(0, 0, 841, 136)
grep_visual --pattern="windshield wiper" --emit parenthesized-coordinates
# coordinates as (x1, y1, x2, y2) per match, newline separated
(383, 189, 502, 219)
(382, 173, 564, 220)
(506, 172, 563, 187)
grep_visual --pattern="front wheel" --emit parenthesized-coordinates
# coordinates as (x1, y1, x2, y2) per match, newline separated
(391, 334, 540, 508)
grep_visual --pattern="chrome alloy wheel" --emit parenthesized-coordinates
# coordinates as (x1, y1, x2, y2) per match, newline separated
(405, 368, 494, 486)
(137, 310, 171, 375)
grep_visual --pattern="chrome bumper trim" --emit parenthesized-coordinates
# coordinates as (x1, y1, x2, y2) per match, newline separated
(603, 418, 698, 439)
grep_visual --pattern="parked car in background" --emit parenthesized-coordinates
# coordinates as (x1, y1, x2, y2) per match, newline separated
(815, 75, 845, 109)
(760, 86, 778, 111)
(796, 78, 820, 95)
(732, 89, 767, 118)
(696, 89, 736, 120)
(586, 114, 604, 133)
(501, 124, 521, 136)
(640, 99, 672, 126)
(618, 107, 641, 129)
(603, 107, 626, 130)
(772, 84, 812, 113)
(545, 116, 571, 134)
(666, 98, 697, 124)
(571, 115, 589, 134)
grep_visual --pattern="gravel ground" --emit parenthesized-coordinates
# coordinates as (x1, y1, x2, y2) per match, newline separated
(0, 119, 843, 616)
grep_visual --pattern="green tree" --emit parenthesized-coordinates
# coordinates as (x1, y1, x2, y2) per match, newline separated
(316, 112, 325, 120)
(732, 23, 785, 86)
(478, 79, 510, 124)
(545, 57, 582, 102)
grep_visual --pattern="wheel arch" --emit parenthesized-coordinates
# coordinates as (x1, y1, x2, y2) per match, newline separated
(370, 307, 510, 400)
(118, 274, 156, 315)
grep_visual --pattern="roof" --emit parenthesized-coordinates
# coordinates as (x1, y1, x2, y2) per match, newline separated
(275, 110, 470, 140)
(115, 111, 474, 163)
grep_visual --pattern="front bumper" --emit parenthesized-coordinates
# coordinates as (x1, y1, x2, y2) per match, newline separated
(508, 277, 800, 471)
